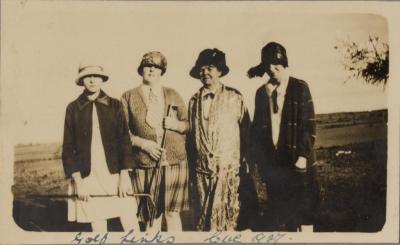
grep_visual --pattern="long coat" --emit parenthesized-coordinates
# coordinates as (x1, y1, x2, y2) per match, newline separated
(251, 77, 318, 228)
(187, 84, 251, 231)
(62, 90, 134, 179)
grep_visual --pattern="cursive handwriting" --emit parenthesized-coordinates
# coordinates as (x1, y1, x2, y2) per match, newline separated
(71, 229, 288, 244)
(71, 230, 175, 244)
(120, 229, 175, 244)
(72, 232, 108, 245)
(252, 232, 286, 244)
(204, 231, 242, 243)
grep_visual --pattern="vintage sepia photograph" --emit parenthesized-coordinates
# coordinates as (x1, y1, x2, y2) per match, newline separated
(1, 0, 399, 243)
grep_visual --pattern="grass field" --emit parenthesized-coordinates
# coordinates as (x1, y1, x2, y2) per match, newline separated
(12, 110, 387, 232)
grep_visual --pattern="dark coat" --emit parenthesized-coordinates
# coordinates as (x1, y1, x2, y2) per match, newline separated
(251, 77, 316, 175)
(62, 90, 134, 179)
(250, 76, 318, 227)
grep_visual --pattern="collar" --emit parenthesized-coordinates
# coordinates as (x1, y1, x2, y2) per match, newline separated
(201, 82, 223, 98)
(202, 89, 215, 98)
(87, 90, 100, 101)
(141, 83, 163, 95)
(77, 90, 110, 110)
(266, 76, 289, 96)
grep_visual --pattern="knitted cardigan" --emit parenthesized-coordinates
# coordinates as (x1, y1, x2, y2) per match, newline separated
(121, 86, 188, 169)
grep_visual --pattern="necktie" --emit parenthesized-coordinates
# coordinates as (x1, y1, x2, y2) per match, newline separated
(271, 88, 279, 114)
(149, 87, 158, 104)
(146, 87, 161, 129)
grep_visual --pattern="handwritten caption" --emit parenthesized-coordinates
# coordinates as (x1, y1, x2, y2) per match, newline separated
(72, 230, 175, 244)
(204, 231, 287, 244)
(71, 230, 289, 244)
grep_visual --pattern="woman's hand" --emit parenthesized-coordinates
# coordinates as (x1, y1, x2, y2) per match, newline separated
(142, 139, 165, 161)
(72, 173, 90, 202)
(163, 116, 188, 133)
(163, 116, 179, 131)
(294, 156, 307, 171)
(118, 169, 133, 198)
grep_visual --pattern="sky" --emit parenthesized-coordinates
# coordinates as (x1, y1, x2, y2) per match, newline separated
(1, 1, 388, 144)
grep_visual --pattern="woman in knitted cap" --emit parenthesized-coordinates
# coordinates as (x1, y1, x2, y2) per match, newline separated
(62, 64, 139, 232)
(121, 51, 189, 231)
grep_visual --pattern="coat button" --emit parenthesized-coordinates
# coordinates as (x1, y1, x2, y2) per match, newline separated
(209, 153, 213, 158)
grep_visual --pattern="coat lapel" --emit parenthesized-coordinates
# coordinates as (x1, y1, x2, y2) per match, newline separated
(278, 77, 297, 155)
(77, 90, 110, 111)
(163, 87, 171, 116)
(198, 88, 211, 145)
(262, 84, 272, 129)
(136, 86, 149, 108)
(135, 86, 156, 129)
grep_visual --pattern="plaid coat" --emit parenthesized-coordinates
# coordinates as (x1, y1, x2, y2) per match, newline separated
(251, 77, 316, 177)
(251, 76, 318, 227)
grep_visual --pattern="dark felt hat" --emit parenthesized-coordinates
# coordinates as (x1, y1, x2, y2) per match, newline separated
(247, 42, 288, 78)
(190, 48, 229, 79)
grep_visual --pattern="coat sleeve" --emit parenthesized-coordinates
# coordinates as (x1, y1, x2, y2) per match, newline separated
(248, 88, 267, 179)
(115, 100, 136, 170)
(120, 92, 136, 144)
(238, 95, 251, 167)
(186, 98, 197, 184)
(173, 90, 188, 121)
(171, 89, 189, 134)
(61, 104, 79, 179)
(296, 83, 316, 159)
(250, 88, 263, 145)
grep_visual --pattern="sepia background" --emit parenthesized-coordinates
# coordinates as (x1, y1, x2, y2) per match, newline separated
(1, 0, 399, 243)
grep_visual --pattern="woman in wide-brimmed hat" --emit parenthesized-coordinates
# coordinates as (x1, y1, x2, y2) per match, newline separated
(187, 48, 253, 231)
(62, 64, 139, 232)
(121, 51, 189, 231)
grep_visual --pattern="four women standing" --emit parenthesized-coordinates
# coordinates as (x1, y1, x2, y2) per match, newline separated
(62, 45, 317, 232)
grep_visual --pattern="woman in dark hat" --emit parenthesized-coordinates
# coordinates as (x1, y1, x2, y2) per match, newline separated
(187, 48, 252, 231)
(121, 51, 189, 231)
(248, 42, 319, 232)
(62, 64, 139, 232)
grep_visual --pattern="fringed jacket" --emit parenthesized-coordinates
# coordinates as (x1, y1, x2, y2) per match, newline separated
(251, 77, 316, 175)
(187, 85, 251, 177)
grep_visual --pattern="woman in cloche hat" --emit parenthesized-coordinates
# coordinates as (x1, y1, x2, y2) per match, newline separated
(62, 64, 139, 232)
(248, 42, 319, 232)
(121, 51, 189, 232)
